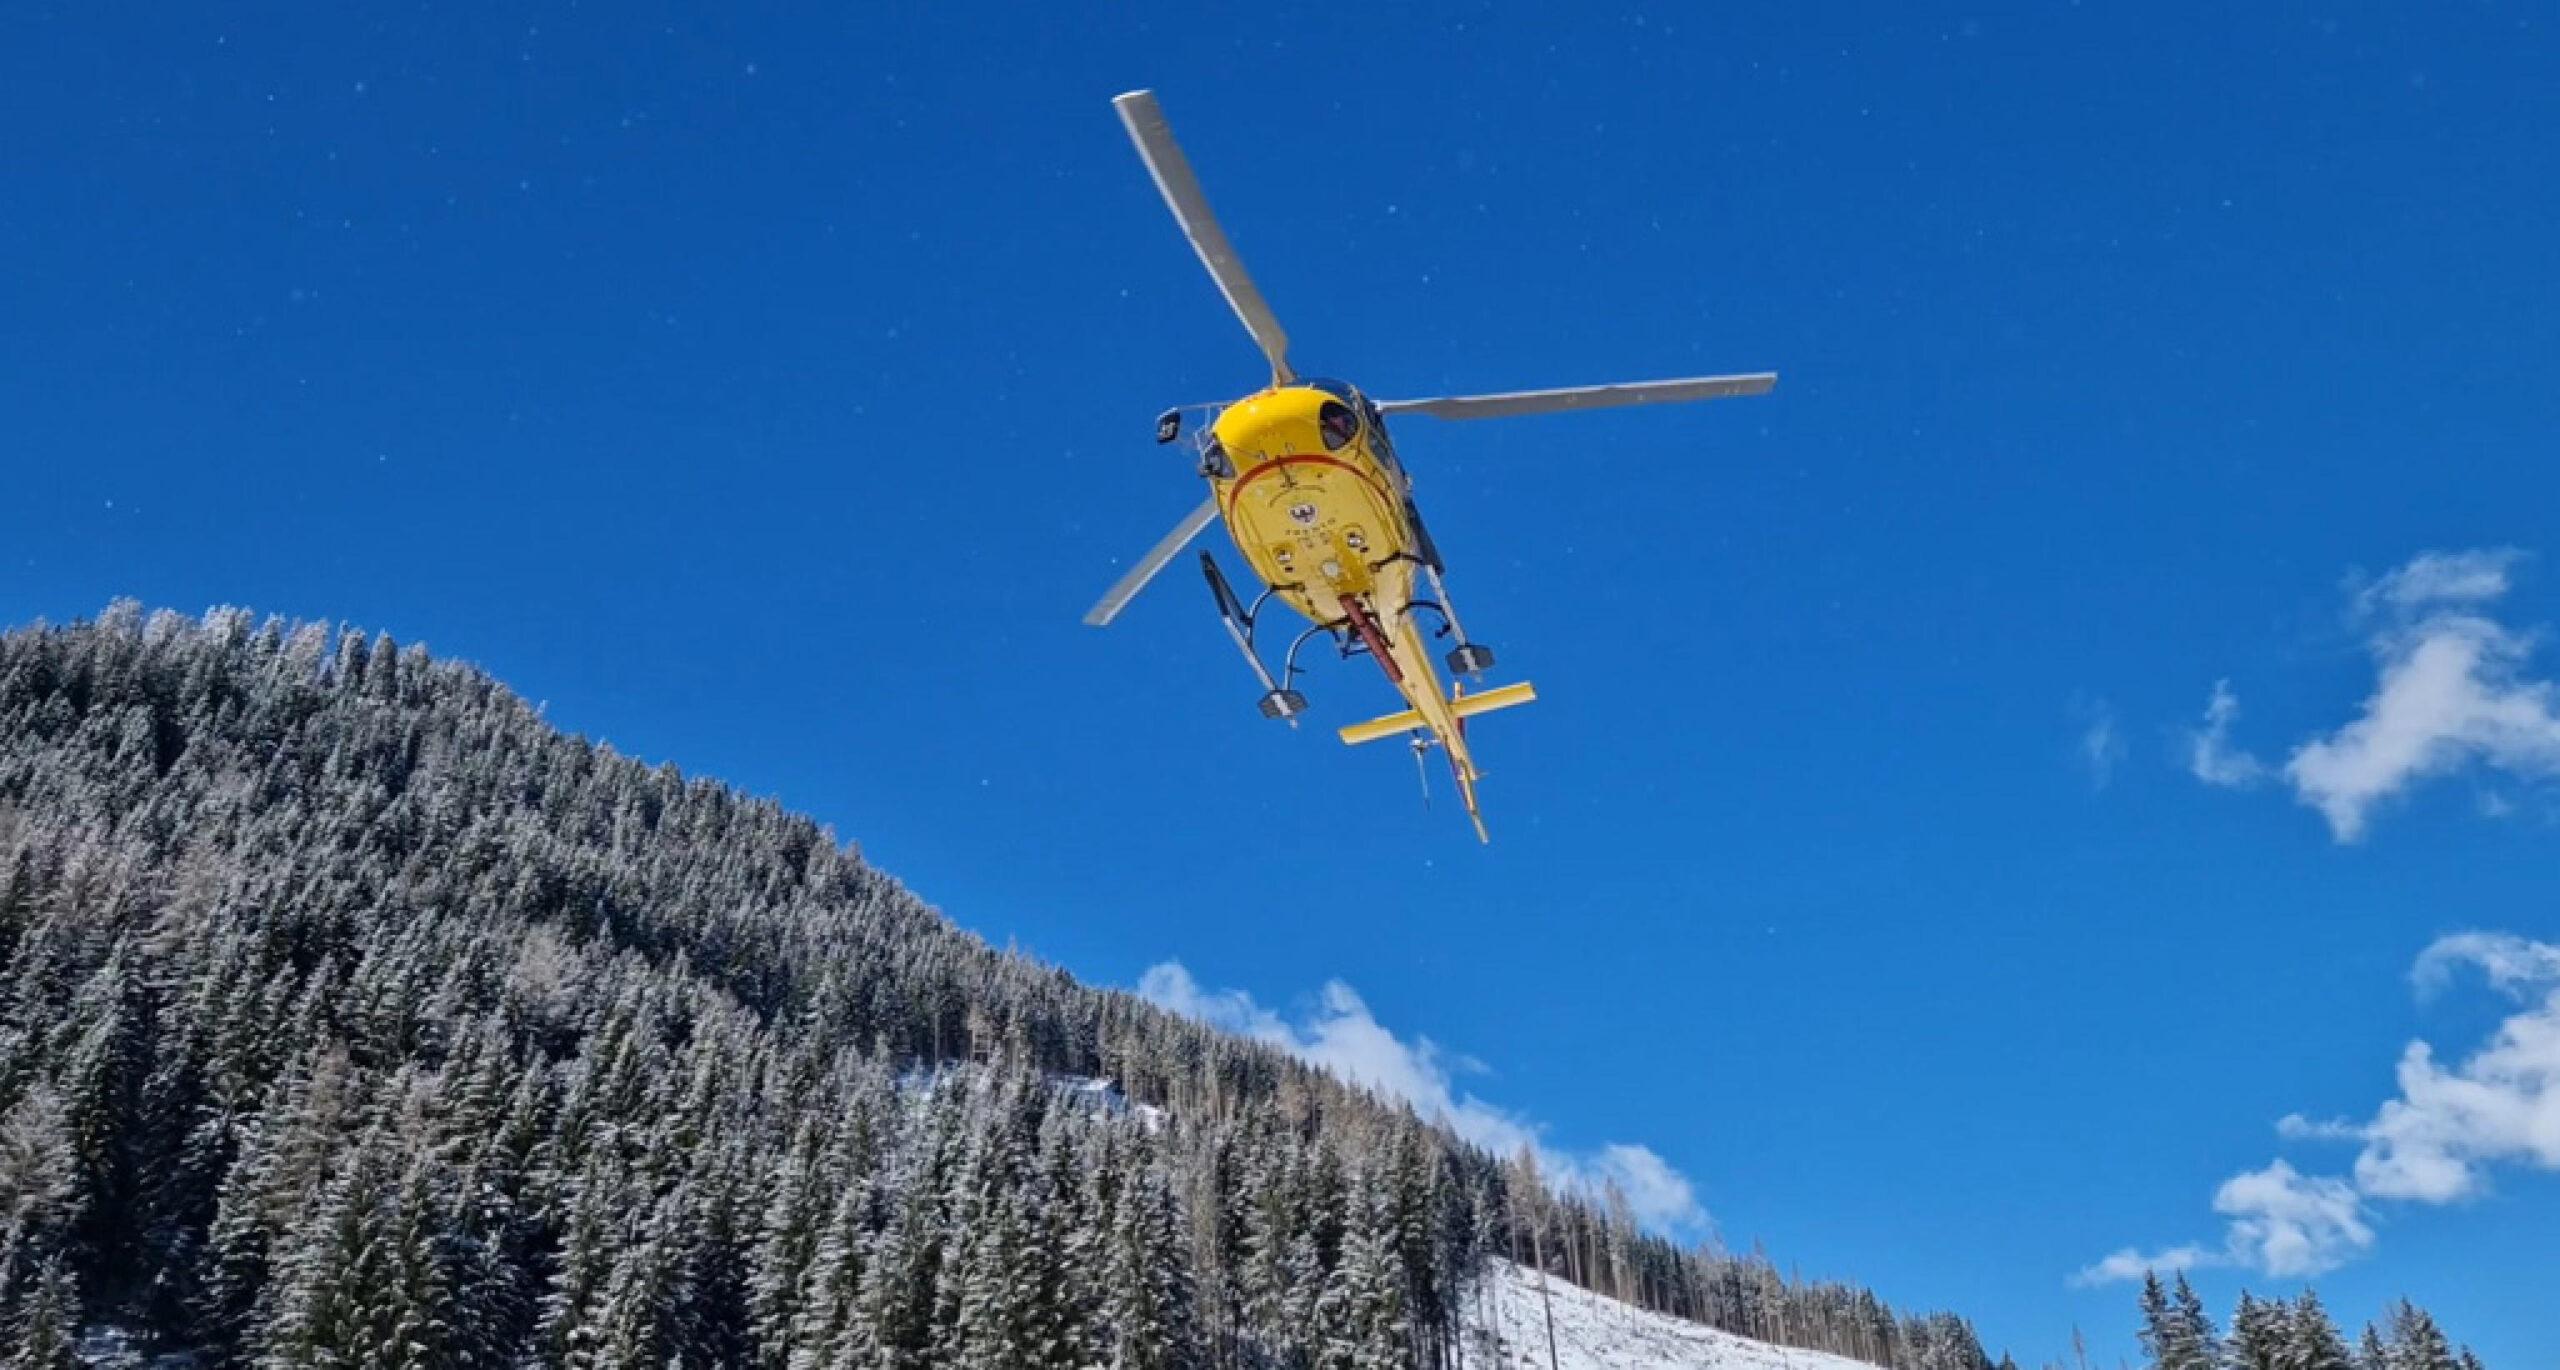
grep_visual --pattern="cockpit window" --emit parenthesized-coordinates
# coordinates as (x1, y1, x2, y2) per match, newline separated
(1300, 377, 1362, 405)
(1318, 400, 1359, 450)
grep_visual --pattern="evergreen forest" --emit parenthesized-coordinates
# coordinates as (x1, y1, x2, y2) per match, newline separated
(2127, 1271, 2482, 1370)
(0, 604, 1998, 1367)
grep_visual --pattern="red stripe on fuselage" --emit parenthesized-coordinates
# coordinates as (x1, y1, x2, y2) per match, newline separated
(1222, 453, 1394, 517)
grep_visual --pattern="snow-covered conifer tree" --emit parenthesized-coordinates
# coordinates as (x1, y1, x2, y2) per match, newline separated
(2283, 1290, 2353, 1370)
(2229, 1291, 2293, 1370)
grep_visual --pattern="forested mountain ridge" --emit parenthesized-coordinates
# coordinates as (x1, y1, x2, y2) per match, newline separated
(0, 603, 1985, 1368)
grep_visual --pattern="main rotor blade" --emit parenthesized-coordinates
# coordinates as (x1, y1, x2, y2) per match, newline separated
(1082, 496, 1223, 627)
(1112, 90, 1294, 383)
(1375, 371, 1776, 421)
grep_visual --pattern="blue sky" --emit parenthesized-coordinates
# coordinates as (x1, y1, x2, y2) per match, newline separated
(6, 4, 2555, 1364)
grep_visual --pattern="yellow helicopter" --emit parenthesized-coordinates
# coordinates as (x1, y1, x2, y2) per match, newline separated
(1085, 90, 1773, 840)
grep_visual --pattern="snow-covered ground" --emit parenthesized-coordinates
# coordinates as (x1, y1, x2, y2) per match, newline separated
(1055, 1073, 1170, 1132)
(1465, 1259, 1881, 1370)
(76, 1325, 197, 1368)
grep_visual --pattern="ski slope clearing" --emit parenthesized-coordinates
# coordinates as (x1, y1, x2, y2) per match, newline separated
(1468, 1258, 1882, 1370)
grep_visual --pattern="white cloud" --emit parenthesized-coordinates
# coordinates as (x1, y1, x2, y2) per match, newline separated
(2413, 930, 2560, 997)
(2354, 548, 2524, 615)
(2274, 1112, 2362, 1142)
(2192, 549, 2560, 840)
(1139, 961, 1708, 1233)
(2285, 609, 2560, 842)
(2071, 1161, 2374, 1286)
(2071, 1243, 2215, 1287)
(1139, 964, 1539, 1155)
(1138, 961, 1290, 1040)
(2212, 1160, 2374, 1277)
(2188, 680, 2271, 788)
(2080, 933, 2560, 1282)
(1590, 1144, 1700, 1230)
(2078, 699, 2128, 790)
(2352, 933, 2560, 1202)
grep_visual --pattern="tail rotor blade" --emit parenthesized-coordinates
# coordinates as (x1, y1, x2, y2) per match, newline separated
(1083, 497, 1222, 627)
(1113, 90, 1294, 383)
(1375, 371, 1775, 421)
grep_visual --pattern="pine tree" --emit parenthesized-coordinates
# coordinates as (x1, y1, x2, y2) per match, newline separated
(3, 1257, 79, 1370)
(847, 1131, 945, 1370)
(2139, 1274, 2176, 1370)
(1020, 1108, 1087, 1370)
(945, 1178, 1038, 1370)
(783, 1171, 869, 1369)
(2284, 1291, 2352, 1370)
(55, 949, 142, 1277)
(585, 1197, 682, 1369)
(751, 1124, 831, 1369)
(1097, 1159, 1197, 1370)
(0, 1087, 81, 1305)
(371, 1150, 457, 1370)
(2356, 1324, 2389, 1370)
(1274, 1229, 1326, 1368)
(2170, 1274, 2221, 1370)
(2229, 1291, 2292, 1370)
(203, 1045, 360, 1354)
(2385, 1300, 2457, 1370)
(2138, 1271, 2218, 1370)
(538, 1152, 629, 1369)
(255, 1123, 451, 1370)
(1317, 1174, 1409, 1370)
(255, 1140, 376, 1365)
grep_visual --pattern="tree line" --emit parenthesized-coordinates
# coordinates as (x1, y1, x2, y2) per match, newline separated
(0, 604, 1996, 1367)
(2129, 1270, 2484, 1370)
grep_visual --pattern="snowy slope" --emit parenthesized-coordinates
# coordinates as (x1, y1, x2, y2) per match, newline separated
(1465, 1259, 1882, 1370)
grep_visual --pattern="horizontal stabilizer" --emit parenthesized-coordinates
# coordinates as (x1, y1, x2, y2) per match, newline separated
(1338, 681, 1539, 746)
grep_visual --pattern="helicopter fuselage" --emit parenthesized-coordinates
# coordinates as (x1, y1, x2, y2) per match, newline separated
(1204, 380, 1418, 627)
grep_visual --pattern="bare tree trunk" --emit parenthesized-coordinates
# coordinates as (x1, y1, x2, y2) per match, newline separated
(1528, 1209, 1560, 1370)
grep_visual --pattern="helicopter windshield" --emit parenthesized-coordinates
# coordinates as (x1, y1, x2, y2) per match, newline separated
(1290, 378, 1407, 481)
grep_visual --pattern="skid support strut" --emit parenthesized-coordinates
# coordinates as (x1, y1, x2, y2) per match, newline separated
(1203, 553, 1304, 723)
(1424, 563, 1497, 678)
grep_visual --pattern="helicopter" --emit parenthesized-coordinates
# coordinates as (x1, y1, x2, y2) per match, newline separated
(1084, 89, 1773, 841)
